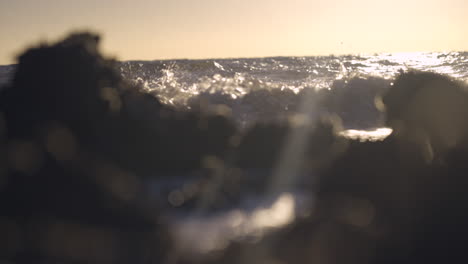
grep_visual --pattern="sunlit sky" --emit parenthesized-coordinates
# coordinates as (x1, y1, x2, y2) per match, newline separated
(0, 0, 467, 64)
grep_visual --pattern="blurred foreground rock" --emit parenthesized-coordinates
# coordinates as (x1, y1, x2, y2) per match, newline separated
(186, 71, 468, 264)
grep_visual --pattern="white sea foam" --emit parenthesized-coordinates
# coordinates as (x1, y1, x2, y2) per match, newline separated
(340, 127, 393, 142)
(171, 192, 308, 255)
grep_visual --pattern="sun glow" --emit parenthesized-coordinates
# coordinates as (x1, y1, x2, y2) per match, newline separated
(1, 0, 467, 64)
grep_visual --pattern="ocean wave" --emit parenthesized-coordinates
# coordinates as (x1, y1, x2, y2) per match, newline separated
(1, 52, 467, 129)
(113, 52, 468, 128)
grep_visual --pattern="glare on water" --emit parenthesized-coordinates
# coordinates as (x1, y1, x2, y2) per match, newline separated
(340, 127, 393, 142)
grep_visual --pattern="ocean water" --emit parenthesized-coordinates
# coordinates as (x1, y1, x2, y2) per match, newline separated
(117, 51, 468, 129)
(2, 52, 467, 129)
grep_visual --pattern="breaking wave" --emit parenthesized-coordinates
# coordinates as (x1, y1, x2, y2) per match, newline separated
(117, 52, 468, 129)
(1, 52, 468, 129)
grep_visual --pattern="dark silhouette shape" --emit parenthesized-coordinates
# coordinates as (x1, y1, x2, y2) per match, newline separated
(193, 71, 468, 264)
(0, 32, 174, 264)
(383, 70, 468, 159)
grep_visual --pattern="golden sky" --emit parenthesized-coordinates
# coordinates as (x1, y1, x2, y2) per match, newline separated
(0, 0, 467, 64)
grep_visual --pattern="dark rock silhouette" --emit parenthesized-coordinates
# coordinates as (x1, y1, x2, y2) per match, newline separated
(191, 71, 468, 264)
(280, 71, 468, 264)
(265, 71, 468, 264)
(0, 32, 239, 175)
(383, 70, 468, 159)
(0, 32, 176, 264)
(0, 32, 232, 263)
